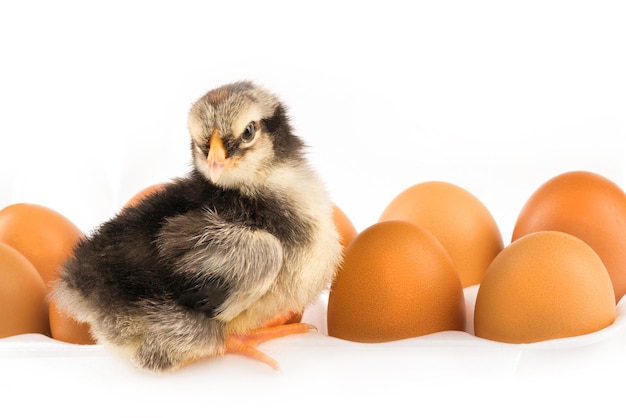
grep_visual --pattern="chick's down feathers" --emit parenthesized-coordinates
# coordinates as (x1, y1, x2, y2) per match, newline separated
(52, 81, 342, 372)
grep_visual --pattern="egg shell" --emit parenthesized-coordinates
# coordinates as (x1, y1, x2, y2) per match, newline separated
(327, 220, 466, 343)
(379, 181, 504, 288)
(49, 298, 96, 345)
(0, 203, 84, 291)
(512, 170, 626, 303)
(0, 242, 50, 338)
(474, 230, 616, 344)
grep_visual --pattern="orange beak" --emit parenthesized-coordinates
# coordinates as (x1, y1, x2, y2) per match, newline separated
(207, 130, 228, 183)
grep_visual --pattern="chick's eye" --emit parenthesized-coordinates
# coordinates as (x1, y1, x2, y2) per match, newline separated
(241, 122, 256, 142)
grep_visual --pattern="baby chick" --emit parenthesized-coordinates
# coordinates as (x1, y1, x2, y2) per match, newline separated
(52, 81, 343, 372)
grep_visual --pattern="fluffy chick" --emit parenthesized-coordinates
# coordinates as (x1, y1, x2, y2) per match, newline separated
(52, 81, 342, 372)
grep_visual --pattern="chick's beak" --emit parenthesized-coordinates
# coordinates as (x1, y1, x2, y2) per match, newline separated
(207, 130, 228, 183)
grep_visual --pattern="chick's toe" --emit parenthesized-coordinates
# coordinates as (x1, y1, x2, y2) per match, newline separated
(225, 314, 316, 370)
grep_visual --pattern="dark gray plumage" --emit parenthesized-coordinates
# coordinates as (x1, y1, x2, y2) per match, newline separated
(52, 81, 342, 372)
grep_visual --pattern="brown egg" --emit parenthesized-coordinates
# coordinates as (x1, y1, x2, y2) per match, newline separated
(327, 220, 465, 342)
(48, 298, 96, 345)
(379, 181, 503, 287)
(123, 182, 167, 209)
(0, 203, 84, 291)
(0, 242, 50, 338)
(333, 204, 358, 250)
(512, 171, 626, 303)
(474, 231, 616, 343)
(283, 311, 303, 325)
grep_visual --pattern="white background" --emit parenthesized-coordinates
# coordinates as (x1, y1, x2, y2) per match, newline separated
(1, 1, 625, 239)
(1, 1, 626, 416)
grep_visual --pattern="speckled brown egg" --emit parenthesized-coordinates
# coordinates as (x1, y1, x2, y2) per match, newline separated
(327, 220, 465, 342)
(474, 230, 616, 343)
(0, 203, 84, 291)
(512, 171, 626, 303)
(379, 181, 503, 288)
(0, 242, 50, 338)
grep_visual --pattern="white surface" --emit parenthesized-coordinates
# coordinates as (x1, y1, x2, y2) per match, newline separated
(2, 287, 626, 416)
(1, 1, 626, 416)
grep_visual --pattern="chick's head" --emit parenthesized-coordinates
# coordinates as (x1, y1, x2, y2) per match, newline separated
(188, 81, 304, 190)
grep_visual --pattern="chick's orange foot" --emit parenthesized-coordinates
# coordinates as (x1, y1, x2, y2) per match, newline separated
(225, 312, 315, 370)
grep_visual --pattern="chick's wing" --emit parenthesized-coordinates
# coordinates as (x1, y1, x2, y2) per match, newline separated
(156, 207, 284, 321)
